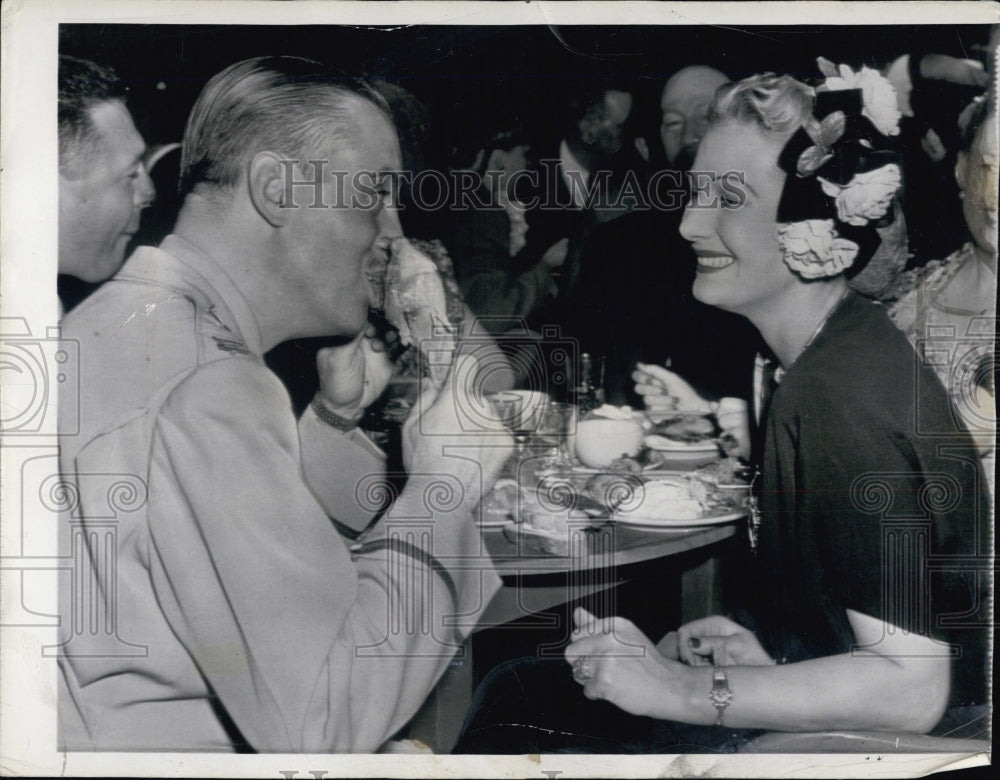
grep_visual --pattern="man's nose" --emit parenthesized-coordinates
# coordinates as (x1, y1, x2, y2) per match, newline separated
(682, 124, 701, 153)
(682, 116, 707, 154)
(378, 202, 403, 237)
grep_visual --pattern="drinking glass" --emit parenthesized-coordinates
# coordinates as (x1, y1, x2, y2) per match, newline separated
(533, 401, 576, 471)
(487, 392, 524, 431)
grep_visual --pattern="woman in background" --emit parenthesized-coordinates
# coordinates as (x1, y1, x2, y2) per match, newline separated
(886, 95, 996, 492)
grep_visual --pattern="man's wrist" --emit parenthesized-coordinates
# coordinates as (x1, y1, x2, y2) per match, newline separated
(390, 473, 478, 520)
(311, 395, 364, 432)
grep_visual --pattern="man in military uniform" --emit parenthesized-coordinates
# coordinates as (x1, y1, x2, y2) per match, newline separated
(57, 56, 511, 752)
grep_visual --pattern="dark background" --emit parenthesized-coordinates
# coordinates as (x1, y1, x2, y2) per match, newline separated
(60, 23, 991, 169)
(58, 22, 993, 396)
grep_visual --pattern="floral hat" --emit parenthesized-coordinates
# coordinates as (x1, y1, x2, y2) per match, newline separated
(775, 59, 905, 280)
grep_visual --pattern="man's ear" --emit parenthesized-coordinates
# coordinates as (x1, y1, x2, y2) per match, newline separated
(248, 151, 291, 228)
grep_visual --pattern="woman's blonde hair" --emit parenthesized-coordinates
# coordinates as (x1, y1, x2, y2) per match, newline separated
(709, 72, 909, 286)
(709, 73, 815, 138)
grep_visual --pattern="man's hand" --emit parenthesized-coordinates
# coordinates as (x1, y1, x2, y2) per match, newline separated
(675, 615, 774, 667)
(401, 352, 513, 510)
(316, 324, 394, 417)
(540, 237, 569, 269)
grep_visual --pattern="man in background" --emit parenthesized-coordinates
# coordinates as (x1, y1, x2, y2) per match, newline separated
(565, 65, 761, 406)
(528, 81, 641, 301)
(448, 129, 568, 334)
(58, 55, 154, 308)
(658, 65, 730, 171)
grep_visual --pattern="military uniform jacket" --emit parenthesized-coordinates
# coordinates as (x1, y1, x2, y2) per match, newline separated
(57, 234, 501, 752)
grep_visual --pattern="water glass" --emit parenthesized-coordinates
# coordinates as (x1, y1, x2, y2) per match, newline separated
(487, 392, 524, 431)
(534, 401, 576, 470)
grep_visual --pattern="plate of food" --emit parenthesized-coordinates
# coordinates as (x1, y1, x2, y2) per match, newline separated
(502, 480, 612, 555)
(643, 440, 720, 470)
(474, 478, 519, 528)
(612, 476, 745, 529)
(693, 458, 753, 494)
(643, 435, 720, 454)
(644, 412, 720, 449)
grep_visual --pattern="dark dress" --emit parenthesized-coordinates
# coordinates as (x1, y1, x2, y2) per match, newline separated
(454, 293, 989, 753)
(749, 293, 989, 709)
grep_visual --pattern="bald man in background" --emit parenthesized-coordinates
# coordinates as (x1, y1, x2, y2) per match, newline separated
(659, 65, 730, 171)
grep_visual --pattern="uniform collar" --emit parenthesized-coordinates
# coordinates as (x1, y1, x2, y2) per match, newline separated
(118, 234, 265, 357)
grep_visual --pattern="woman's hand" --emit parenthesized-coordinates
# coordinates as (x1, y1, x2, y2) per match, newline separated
(676, 615, 774, 667)
(564, 607, 698, 720)
(713, 397, 751, 460)
(315, 324, 395, 418)
(633, 362, 712, 414)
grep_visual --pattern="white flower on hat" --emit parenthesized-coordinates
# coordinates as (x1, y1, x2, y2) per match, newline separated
(818, 163, 902, 226)
(822, 63, 901, 137)
(777, 219, 860, 279)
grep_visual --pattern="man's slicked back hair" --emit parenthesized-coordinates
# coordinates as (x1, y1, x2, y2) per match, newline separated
(179, 56, 391, 199)
(58, 55, 128, 179)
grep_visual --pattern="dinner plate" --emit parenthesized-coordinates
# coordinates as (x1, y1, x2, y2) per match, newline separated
(613, 509, 744, 530)
(650, 451, 720, 470)
(645, 409, 712, 424)
(644, 435, 719, 453)
(475, 507, 516, 528)
(476, 518, 511, 529)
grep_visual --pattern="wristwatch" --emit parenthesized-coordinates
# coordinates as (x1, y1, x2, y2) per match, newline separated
(710, 666, 733, 726)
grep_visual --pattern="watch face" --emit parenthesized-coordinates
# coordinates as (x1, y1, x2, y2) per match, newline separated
(711, 668, 733, 706)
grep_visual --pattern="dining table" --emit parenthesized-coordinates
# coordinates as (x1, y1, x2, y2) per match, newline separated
(366, 384, 750, 752)
(406, 483, 746, 752)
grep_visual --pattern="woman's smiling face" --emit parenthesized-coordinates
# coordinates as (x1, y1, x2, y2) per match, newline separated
(679, 119, 801, 319)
